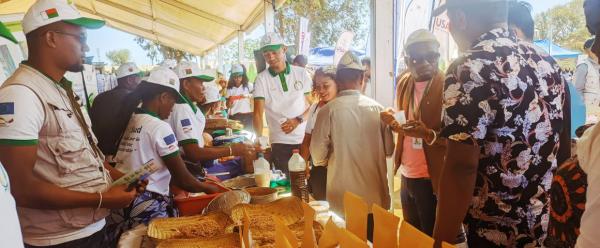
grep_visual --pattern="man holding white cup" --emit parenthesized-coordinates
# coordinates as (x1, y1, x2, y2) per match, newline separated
(380, 29, 446, 237)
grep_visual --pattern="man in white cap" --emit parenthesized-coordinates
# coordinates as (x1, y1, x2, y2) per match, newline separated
(0, 1, 140, 247)
(310, 51, 394, 241)
(0, 21, 24, 248)
(90, 62, 141, 156)
(168, 61, 251, 174)
(253, 32, 312, 174)
(380, 29, 445, 237)
(431, 0, 565, 247)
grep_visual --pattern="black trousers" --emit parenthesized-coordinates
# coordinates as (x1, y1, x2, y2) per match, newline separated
(400, 176, 437, 236)
(271, 143, 301, 175)
(308, 166, 327, 201)
(25, 225, 110, 248)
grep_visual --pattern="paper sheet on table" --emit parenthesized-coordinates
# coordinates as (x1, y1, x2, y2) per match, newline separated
(318, 217, 340, 248)
(398, 221, 434, 247)
(372, 204, 400, 248)
(301, 201, 317, 248)
(274, 216, 298, 248)
(336, 228, 369, 248)
(344, 192, 368, 241)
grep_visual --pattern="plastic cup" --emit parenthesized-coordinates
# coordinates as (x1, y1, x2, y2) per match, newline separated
(395, 110, 407, 125)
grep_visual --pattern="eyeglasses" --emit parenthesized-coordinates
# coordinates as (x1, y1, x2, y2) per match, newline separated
(407, 52, 440, 65)
(48, 30, 87, 44)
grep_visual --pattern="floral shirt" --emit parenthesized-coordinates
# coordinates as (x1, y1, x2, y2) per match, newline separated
(441, 28, 565, 247)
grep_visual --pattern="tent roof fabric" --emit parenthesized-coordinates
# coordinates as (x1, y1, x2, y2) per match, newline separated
(534, 39, 581, 59)
(0, 0, 285, 55)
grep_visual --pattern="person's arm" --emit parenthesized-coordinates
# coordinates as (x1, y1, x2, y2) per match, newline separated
(309, 108, 331, 166)
(181, 143, 251, 162)
(162, 154, 221, 194)
(557, 80, 572, 165)
(300, 133, 312, 161)
(253, 99, 265, 137)
(433, 140, 479, 246)
(281, 95, 313, 134)
(0, 145, 136, 209)
(573, 63, 588, 96)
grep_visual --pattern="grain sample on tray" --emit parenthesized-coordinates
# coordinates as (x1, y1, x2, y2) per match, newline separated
(230, 197, 324, 247)
(156, 233, 241, 248)
(147, 212, 234, 240)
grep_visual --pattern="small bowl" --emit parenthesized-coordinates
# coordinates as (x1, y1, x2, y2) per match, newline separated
(244, 187, 278, 204)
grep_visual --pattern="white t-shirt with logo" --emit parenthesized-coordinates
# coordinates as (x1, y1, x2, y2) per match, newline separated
(254, 64, 312, 144)
(0, 85, 105, 246)
(114, 111, 180, 196)
(168, 103, 206, 148)
(226, 85, 253, 115)
(0, 163, 24, 248)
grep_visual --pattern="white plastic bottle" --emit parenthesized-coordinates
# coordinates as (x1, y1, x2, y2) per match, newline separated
(288, 149, 309, 202)
(253, 153, 271, 187)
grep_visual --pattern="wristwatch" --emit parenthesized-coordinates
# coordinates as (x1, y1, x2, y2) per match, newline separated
(295, 116, 304, 123)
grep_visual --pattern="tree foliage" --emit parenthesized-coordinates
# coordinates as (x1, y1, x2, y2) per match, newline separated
(105, 49, 131, 66)
(275, 0, 370, 51)
(534, 0, 590, 52)
(134, 37, 195, 64)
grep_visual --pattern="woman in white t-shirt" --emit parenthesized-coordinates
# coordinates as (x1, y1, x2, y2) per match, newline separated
(226, 64, 253, 131)
(299, 67, 338, 200)
(106, 68, 221, 241)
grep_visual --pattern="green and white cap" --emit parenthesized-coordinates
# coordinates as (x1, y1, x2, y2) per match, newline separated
(115, 62, 141, 79)
(22, 0, 105, 34)
(174, 61, 215, 81)
(145, 67, 186, 103)
(260, 32, 285, 52)
(231, 64, 244, 76)
(337, 51, 364, 71)
(0, 21, 17, 44)
(203, 84, 221, 105)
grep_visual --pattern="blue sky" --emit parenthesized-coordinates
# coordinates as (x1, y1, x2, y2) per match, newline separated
(86, 0, 571, 66)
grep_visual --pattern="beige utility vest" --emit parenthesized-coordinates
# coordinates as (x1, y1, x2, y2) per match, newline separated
(583, 58, 600, 107)
(1, 64, 110, 239)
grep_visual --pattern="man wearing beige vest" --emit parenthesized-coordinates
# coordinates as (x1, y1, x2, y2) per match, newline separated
(0, 1, 140, 247)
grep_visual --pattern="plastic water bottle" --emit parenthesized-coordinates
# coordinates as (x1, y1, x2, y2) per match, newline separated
(288, 149, 309, 202)
(253, 153, 271, 187)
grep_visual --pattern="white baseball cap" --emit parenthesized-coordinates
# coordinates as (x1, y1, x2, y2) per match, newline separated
(174, 61, 215, 81)
(22, 0, 105, 34)
(115, 62, 141, 79)
(231, 64, 244, 76)
(161, 59, 177, 70)
(203, 84, 221, 105)
(260, 32, 285, 52)
(144, 67, 186, 103)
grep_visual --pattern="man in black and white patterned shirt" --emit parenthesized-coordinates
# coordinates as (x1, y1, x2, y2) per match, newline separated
(432, 0, 566, 247)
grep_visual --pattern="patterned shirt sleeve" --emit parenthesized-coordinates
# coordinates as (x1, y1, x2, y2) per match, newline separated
(440, 59, 499, 146)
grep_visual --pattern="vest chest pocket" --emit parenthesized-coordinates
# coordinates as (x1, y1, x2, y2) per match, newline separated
(47, 136, 102, 187)
(47, 102, 84, 134)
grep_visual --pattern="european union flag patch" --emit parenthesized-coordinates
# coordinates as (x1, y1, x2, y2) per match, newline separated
(181, 118, 191, 127)
(163, 134, 176, 145)
(0, 102, 15, 115)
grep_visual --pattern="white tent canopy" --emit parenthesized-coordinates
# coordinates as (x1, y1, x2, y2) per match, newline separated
(0, 0, 285, 55)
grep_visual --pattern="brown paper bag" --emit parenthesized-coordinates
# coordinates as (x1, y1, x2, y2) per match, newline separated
(398, 221, 434, 248)
(274, 216, 299, 247)
(318, 217, 340, 248)
(372, 204, 400, 248)
(336, 228, 369, 248)
(301, 202, 317, 248)
(343, 192, 368, 241)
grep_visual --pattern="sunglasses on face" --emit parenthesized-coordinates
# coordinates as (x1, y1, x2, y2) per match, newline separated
(407, 52, 440, 65)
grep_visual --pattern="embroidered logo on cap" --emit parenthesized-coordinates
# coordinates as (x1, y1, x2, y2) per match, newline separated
(169, 79, 176, 85)
(185, 68, 193, 75)
(42, 8, 59, 20)
(128, 67, 134, 72)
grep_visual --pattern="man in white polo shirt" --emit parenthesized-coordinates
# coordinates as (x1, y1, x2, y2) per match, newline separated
(90, 62, 141, 156)
(253, 33, 312, 174)
(0, 1, 139, 247)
